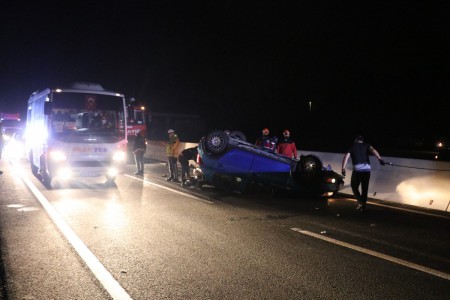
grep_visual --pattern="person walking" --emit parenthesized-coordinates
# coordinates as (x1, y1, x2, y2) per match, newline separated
(178, 146, 198, 186)
(166, 129, 180, 181)
(255, 128, 277, 152)
(277, 129, 298, 158)
(341, 135, 386, 211)
(133, 129, 147, 175)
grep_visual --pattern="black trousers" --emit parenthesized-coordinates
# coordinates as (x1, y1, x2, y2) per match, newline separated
(351, 171, 371, 205)
(134, 151, 144, 173)
(178, 156, 190, 180)
(168, 156, 178, 179)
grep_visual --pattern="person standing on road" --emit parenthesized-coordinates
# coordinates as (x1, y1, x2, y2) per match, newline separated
(255, 128, 277, 152)
(178, 146, 198, 186)
(133, 129, 147, 175)
(166, 129, 180, 181)
(277, 129, 298, 158)
(341, 135, 386, 211)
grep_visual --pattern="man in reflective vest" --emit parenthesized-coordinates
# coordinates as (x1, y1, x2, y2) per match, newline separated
(166, 129, 180, 181)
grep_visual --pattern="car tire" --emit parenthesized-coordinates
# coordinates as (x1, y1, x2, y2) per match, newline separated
(105, 176, 116, 188)
(205, 130, 229, 154)
(31, 163, 39, 176)
(295, 154, 323, 181)
(42, 171, 52, 189)
(229, 131, 247, 142)
(29, 152, 39, 175)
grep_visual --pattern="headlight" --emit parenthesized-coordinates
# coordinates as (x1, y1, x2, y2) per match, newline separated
(113, 151, 126, 162)
(57, 167, 72, 180)
(50, 150, 67, 161)
(107, 167, 119, 177)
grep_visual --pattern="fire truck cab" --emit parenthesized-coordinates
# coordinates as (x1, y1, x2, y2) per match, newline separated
(0, 112, 23, 143)
(126, 97, 150, 139)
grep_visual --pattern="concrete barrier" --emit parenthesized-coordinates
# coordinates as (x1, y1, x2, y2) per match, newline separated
(300, 150, 450, 212)
(145, 141, 198, 163)
(145, 141, 450, 212)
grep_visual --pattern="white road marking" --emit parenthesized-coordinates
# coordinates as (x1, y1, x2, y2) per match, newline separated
(17, 207, 40, 212)
(291, 228, 450, 281)
(6, 204, 26, 208)
(125, 174, 214, 204)
(15, 166, 133, 300)
(340, 196, 450, 220)
(369, 201, 450, 220)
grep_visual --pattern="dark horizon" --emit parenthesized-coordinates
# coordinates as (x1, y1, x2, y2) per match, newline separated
(1, 2, 449, 152)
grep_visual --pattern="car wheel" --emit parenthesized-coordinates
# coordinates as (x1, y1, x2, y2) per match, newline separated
(205, 130, 229, 154)
(295, 154, 323, 180)
(29, 152, 39, 175)
(105, 176, 116, 188)
(42, 171, 52, 189)
(31, 163, 39, 176)
(229, 131, 247, 142)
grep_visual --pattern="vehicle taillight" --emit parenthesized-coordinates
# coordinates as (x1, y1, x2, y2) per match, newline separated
(326, 177, 336, 184)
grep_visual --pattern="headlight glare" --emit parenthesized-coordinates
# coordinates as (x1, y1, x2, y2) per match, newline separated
(50, 150, 67, 161)
(57, 167, 72, 180)
(108, 167, 119, 177)
(113, 151, 126, 162)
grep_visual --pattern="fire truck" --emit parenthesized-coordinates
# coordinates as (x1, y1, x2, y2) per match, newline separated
(127, 98, 150, 142)
(0, 112, 23, 142)
(25, 83, 128, 187)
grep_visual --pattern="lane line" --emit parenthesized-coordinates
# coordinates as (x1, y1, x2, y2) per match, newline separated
(124, 174, 214, 204)
(310, 225, 450, 265)
(368, 202, 450, 220)
(291, 228, 450, 281)
(13, 164, 133, 300)
(339, 196, 450, 220)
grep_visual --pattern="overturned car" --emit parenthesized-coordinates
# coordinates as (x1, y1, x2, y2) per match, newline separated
(196, 130, 344, 197)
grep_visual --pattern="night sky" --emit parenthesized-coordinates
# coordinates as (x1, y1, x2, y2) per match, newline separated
(1, 1, 449, 151)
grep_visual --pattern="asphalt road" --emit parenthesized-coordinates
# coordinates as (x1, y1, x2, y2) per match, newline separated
(0, 157, 449, 299)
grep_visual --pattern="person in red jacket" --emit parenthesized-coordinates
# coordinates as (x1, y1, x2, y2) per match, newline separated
(277, 129, 298, 158)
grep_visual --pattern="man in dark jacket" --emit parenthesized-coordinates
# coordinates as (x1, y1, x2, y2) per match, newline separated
(133, 129, 147, 175)
(255, 128, 277, 152)
(178, 146, 198, 186)
(341, 135, 385, 211)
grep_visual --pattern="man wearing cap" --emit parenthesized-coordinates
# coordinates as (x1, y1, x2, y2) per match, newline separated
(133, 129, 147, 175)
(277, 129, 298, 158)
(166, 129, 180, 181)
(341, 135, 385, 211)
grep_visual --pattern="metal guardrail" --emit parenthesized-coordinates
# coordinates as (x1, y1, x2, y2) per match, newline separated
(144, 141, 450, 213)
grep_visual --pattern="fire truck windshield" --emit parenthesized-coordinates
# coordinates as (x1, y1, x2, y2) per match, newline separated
(50, 92, 126, 142)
